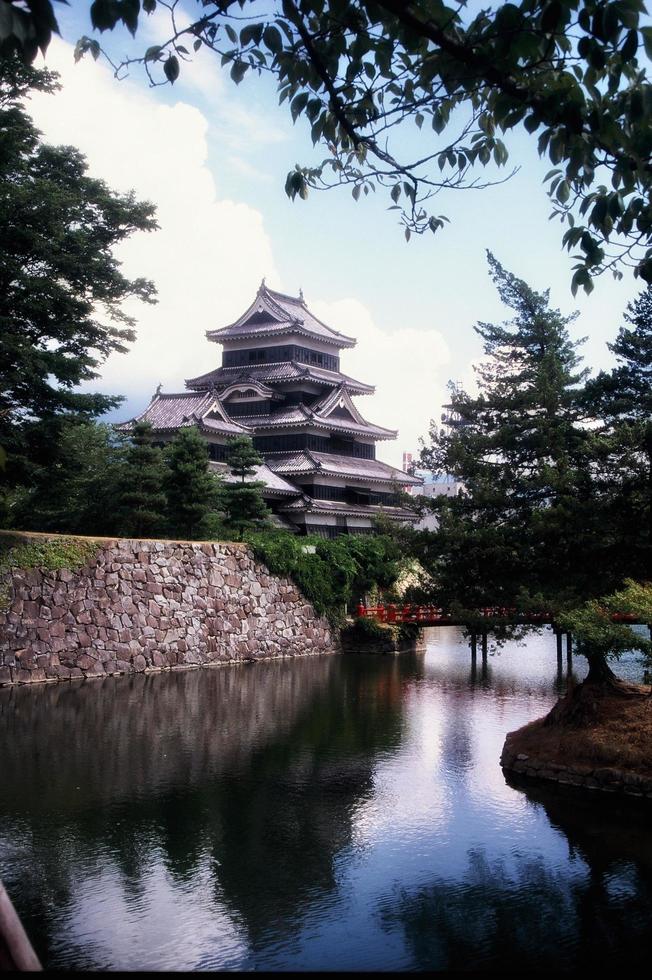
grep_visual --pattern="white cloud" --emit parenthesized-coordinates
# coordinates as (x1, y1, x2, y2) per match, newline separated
(120, 4, 286, 151)
(225, 153, 274, 183)
(311, 299, 451, 468)
(28, 38, 450, 467)
(30, 37, 279, 411)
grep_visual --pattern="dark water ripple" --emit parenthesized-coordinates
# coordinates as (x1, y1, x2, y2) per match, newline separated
(0, 627, 650, 971)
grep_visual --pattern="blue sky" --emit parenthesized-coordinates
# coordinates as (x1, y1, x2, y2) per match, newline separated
(31, 1, 645, 466)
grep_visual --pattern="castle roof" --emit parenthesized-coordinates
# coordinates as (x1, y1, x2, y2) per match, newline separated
(208, 461, 299, 497)
(206, 282, 356, 350)
(241, 402, 396, 440)
(266, 451, 422, 486)
(186, 361, 374, 395)
(116, 387, 393, 441)
(116, 391, 247, 436)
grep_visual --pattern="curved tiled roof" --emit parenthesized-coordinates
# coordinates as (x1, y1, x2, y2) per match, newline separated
(185, 361, 374, 395)
(208, 461, 299, 496)
(198, 416, 249, 436)
(243, 407, 396, 440)
(206, 283, 356, 349)
(116, 392, 247, 435)
(266, 451, 422, 486)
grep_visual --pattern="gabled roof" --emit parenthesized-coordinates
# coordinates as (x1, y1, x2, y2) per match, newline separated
(186, 361, 374, 395)
(266, 451, 422, 486)
(115, 391, 247, 435)
(243, 404, 397, 441)
(206, 282, 356, 350)
(198, 416, 249, 436)
(311, 386, 369, 426)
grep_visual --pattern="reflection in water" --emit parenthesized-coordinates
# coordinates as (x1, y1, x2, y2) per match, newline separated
(379, 843, 652, 971)
(0, 628, 649, 971)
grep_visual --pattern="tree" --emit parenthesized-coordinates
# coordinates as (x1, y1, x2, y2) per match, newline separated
(546, 580, 652, 725)
(164, 427, 222, 539)
(8, 421, 124, 535)
(220, 436, 270, 540)
(583, 285, 652, 573)
(10, 0, 649, 290)
(419, 253, 596, 610)
(115, 421, 168, 538)
(246, 528, 407, 620)
(0, 54, 157, 484)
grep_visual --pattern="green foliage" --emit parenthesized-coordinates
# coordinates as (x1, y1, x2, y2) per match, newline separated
(7, 421, 123, 535)
(602, 579, 652, 623)
(582, 285, 652, 574)
(0, 1, 62, 62)
(164, 427, 222, 539)
(0, 534, 99, 573)
(419, 253, 598, 609)
(44, 0, 652, 290)
(557, 581, 652, 666)
(246, 531, 407, 623)
(220, 436, 270, 540)
(115, 421, 167, 538)
(224, 435, 263, 482)
(348, 615, 392, 641)
(603, 286, 652, 428)
(0, 54, 157, 486)
(246, 532, 340, 620)
(4, 421, 230, 541)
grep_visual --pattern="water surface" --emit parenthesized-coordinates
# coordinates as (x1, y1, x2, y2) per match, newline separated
(1, 628, 650, 971)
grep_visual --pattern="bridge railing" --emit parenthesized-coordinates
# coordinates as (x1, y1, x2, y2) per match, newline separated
(356, 603, 643, 626)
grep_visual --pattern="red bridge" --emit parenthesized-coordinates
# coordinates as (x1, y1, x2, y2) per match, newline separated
(355, 603, 643, 627)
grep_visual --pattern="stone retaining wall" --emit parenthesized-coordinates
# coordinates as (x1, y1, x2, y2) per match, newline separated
(500, 742, 652, 800)
(0, 538, 338, 686)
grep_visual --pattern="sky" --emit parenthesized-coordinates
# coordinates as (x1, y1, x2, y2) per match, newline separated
(27, 1, 644, 467)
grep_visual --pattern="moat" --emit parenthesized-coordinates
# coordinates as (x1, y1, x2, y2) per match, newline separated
(1, 627, 650, 971)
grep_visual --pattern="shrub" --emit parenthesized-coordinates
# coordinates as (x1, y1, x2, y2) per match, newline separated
(246, 531, 407, 624)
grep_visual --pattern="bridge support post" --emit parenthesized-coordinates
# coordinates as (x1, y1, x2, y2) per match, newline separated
(555, 631, 563, 672)
(566, 632, 573, 667)
(481, 632, 488, 667)
(470, 633, 477, 664)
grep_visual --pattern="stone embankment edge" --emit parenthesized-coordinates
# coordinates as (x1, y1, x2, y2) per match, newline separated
(500, 737, 652, 801)
(0, 536, 340, 687)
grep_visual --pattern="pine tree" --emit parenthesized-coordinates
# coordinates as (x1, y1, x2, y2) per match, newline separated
(584, 286, 652, 577)
(10, 421, 123, 535)
(115, 422, 167, 538)
(420, 253, 593, 609)
(220, 436, 270, 540)
(164, 427, 221, 539)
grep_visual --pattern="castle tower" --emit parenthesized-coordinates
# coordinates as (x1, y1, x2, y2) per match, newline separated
(120, 283, 421, 536)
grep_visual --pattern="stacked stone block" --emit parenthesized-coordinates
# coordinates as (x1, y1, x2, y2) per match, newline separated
(500, 743, 652, 800)
(0, 539, 338, 686)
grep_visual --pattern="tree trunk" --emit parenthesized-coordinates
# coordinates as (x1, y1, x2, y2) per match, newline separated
(584, 652, 619, 686)
(544, 652, 643, 728)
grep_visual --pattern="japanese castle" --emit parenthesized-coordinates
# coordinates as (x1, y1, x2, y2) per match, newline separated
(121, 282, 421, 536)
